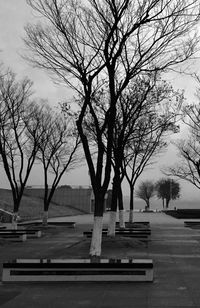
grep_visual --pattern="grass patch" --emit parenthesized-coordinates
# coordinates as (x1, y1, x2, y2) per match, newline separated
(164, 209, 200, 219)
(0, 189, 84, 221)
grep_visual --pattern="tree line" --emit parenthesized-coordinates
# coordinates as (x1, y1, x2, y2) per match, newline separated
(136, 178, 180, 210)
(0, 64, 182, 228)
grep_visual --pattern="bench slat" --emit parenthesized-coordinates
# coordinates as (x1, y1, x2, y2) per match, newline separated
(0, 231, 41, 238)
(18, 221, 75, 228)
(0, 234, 27, 241)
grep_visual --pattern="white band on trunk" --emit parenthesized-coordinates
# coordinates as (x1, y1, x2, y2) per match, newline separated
(107, 211, 116, 236)
(89, 216, 103, 256)
(119, 209, 125, 228)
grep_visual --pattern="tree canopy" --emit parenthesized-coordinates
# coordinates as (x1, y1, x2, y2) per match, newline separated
(135, 180, 155, 210)
(156, 178, 180, 208)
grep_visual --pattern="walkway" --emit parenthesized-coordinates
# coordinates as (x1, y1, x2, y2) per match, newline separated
(1, 212, 200, 307)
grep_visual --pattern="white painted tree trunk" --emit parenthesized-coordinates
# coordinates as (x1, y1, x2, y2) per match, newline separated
(129, 209, 134, 223)
(89, 216, 103, 257)
(107, 211, 116, 236)
(12, 212, 18, 230)
(42, 210, 48, 225)
(119, 210, 125, 228)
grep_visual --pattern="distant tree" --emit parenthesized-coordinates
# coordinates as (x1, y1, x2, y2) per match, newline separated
(155, 178, 180, 208)
(135, 181, 155, 210)
(0, 67, 41, 227)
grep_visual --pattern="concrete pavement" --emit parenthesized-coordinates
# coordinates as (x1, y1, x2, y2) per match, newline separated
(1, 211, 200, 307)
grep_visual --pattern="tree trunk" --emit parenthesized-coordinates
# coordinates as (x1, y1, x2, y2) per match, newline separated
(89, 216, 103, 257)
(129, 186, 134, 223)
(145, 199, 150, 211)
(12, 198, 20, 230)
(89, 194, 104, 257)
(107, 175, 118, 236)
(12, 210, 18, 230)
(118, 184, 125, 228)
(42, 187, 56, 226)
(118, 182, 124, 210)
(42, 210, 48, 226)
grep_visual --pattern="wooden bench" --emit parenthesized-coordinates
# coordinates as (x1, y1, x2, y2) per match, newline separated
(84, 231, 150, 240)
(116, 222, 150, 227)
(102, 228, 151, 234)
(184, 221, 200, 225)
(0, 233, 27, 242)
(184, 221, 200, 229)
(0, 230, 42, 238)
(2, 258, 153, 282)
(19, 221, 76, 228)
(114, 226, 150, 230)
(0, 225, 6, 229)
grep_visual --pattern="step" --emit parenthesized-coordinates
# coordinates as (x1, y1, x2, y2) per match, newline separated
(2, 258, 153, 282)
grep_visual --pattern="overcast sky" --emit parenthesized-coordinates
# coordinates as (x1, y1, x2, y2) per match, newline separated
(0, 1, 200, 201)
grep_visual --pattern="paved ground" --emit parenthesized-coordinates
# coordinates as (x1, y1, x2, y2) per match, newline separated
(1, 211, 200, 307)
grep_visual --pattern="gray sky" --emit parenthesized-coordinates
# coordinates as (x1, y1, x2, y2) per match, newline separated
(0, 1, 200, 201)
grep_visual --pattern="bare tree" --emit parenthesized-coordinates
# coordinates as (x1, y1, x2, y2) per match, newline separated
(164, 85, 200, 189)
(165, 139, 200, 189)
(24, 0, 200, 256)
(28, 103, 81, 225)
(135, 181, 155, 210)
(0, 68, 41, 228)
